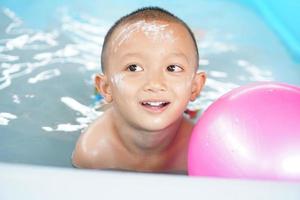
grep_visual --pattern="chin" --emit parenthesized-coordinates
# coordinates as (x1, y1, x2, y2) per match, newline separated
(138, 118, 179, 132)
(140, 123, 169, 132)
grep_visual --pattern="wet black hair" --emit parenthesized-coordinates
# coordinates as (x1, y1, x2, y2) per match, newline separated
(100, 6, 199, 73)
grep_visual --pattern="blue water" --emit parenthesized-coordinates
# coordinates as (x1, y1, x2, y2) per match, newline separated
(0, 0, 299, 167)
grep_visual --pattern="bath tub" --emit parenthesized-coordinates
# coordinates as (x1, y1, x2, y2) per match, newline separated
(0, 0, 300, 199)
(1, 162, 300, 200)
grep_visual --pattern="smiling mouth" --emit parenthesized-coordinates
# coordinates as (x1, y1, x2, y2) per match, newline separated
(139, 100, 171, 113)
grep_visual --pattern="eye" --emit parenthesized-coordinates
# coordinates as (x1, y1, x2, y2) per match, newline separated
(127, 64, 143, 72)
(167, 65, 183, 72)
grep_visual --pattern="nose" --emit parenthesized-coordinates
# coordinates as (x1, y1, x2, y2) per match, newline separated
(143, 71, 167, 93)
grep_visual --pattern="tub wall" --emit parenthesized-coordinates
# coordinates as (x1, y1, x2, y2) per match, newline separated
(236, 0, 300, 61)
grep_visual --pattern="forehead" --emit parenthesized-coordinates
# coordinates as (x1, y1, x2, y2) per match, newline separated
(114, 19, 185, 35)
(109, 19, 195, 50)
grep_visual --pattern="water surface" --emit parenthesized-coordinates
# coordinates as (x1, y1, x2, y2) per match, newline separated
(0, 0, 299, 167)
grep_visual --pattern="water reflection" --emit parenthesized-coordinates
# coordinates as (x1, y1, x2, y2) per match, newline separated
(0, 7, 275, 134)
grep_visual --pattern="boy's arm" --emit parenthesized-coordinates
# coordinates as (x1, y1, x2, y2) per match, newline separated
(72, 135, 93, 168)
(72, 132, 105, 169)
(71, 129, 116, 169)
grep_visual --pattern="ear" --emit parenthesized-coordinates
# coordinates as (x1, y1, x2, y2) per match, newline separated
(190, 71, 206, 101)
(95, 73, 113, 103)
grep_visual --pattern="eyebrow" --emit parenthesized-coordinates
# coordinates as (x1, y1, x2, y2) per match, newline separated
(120, 52, 190, 64)
(120, 52, 143, 59)
(169, 52, 190, 64)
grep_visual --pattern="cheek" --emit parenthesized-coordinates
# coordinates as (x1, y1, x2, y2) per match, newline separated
(110, 73, 140, 101)
(110, 73, 126, 92)
(168, 74, 194, 95)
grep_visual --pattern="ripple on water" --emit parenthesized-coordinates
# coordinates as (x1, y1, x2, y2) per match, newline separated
(0, 7, 277, 134)
(0, 112, 17, 126)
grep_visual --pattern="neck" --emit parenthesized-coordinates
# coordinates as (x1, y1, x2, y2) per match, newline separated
(110, 108, 183, 156)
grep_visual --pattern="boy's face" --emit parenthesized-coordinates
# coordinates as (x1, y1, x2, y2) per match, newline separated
(97, 20, 205, 131)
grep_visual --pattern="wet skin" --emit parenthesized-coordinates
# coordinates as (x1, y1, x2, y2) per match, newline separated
(72, 20, 206, 173)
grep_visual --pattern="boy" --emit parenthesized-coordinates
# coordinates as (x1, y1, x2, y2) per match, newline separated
(72, 7, 206, 174)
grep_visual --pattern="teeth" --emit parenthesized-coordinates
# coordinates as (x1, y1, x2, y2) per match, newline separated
(142, 101, 167, 106)
(148, 102, 163, 106)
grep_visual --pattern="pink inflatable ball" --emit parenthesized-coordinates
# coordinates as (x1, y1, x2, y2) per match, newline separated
(188, 82, 300, 181)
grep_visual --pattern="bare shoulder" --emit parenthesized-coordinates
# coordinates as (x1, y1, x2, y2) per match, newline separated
(72, 109, 116, 169)
(179, 116, 195, 138)
(166, 116, 195, 172)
